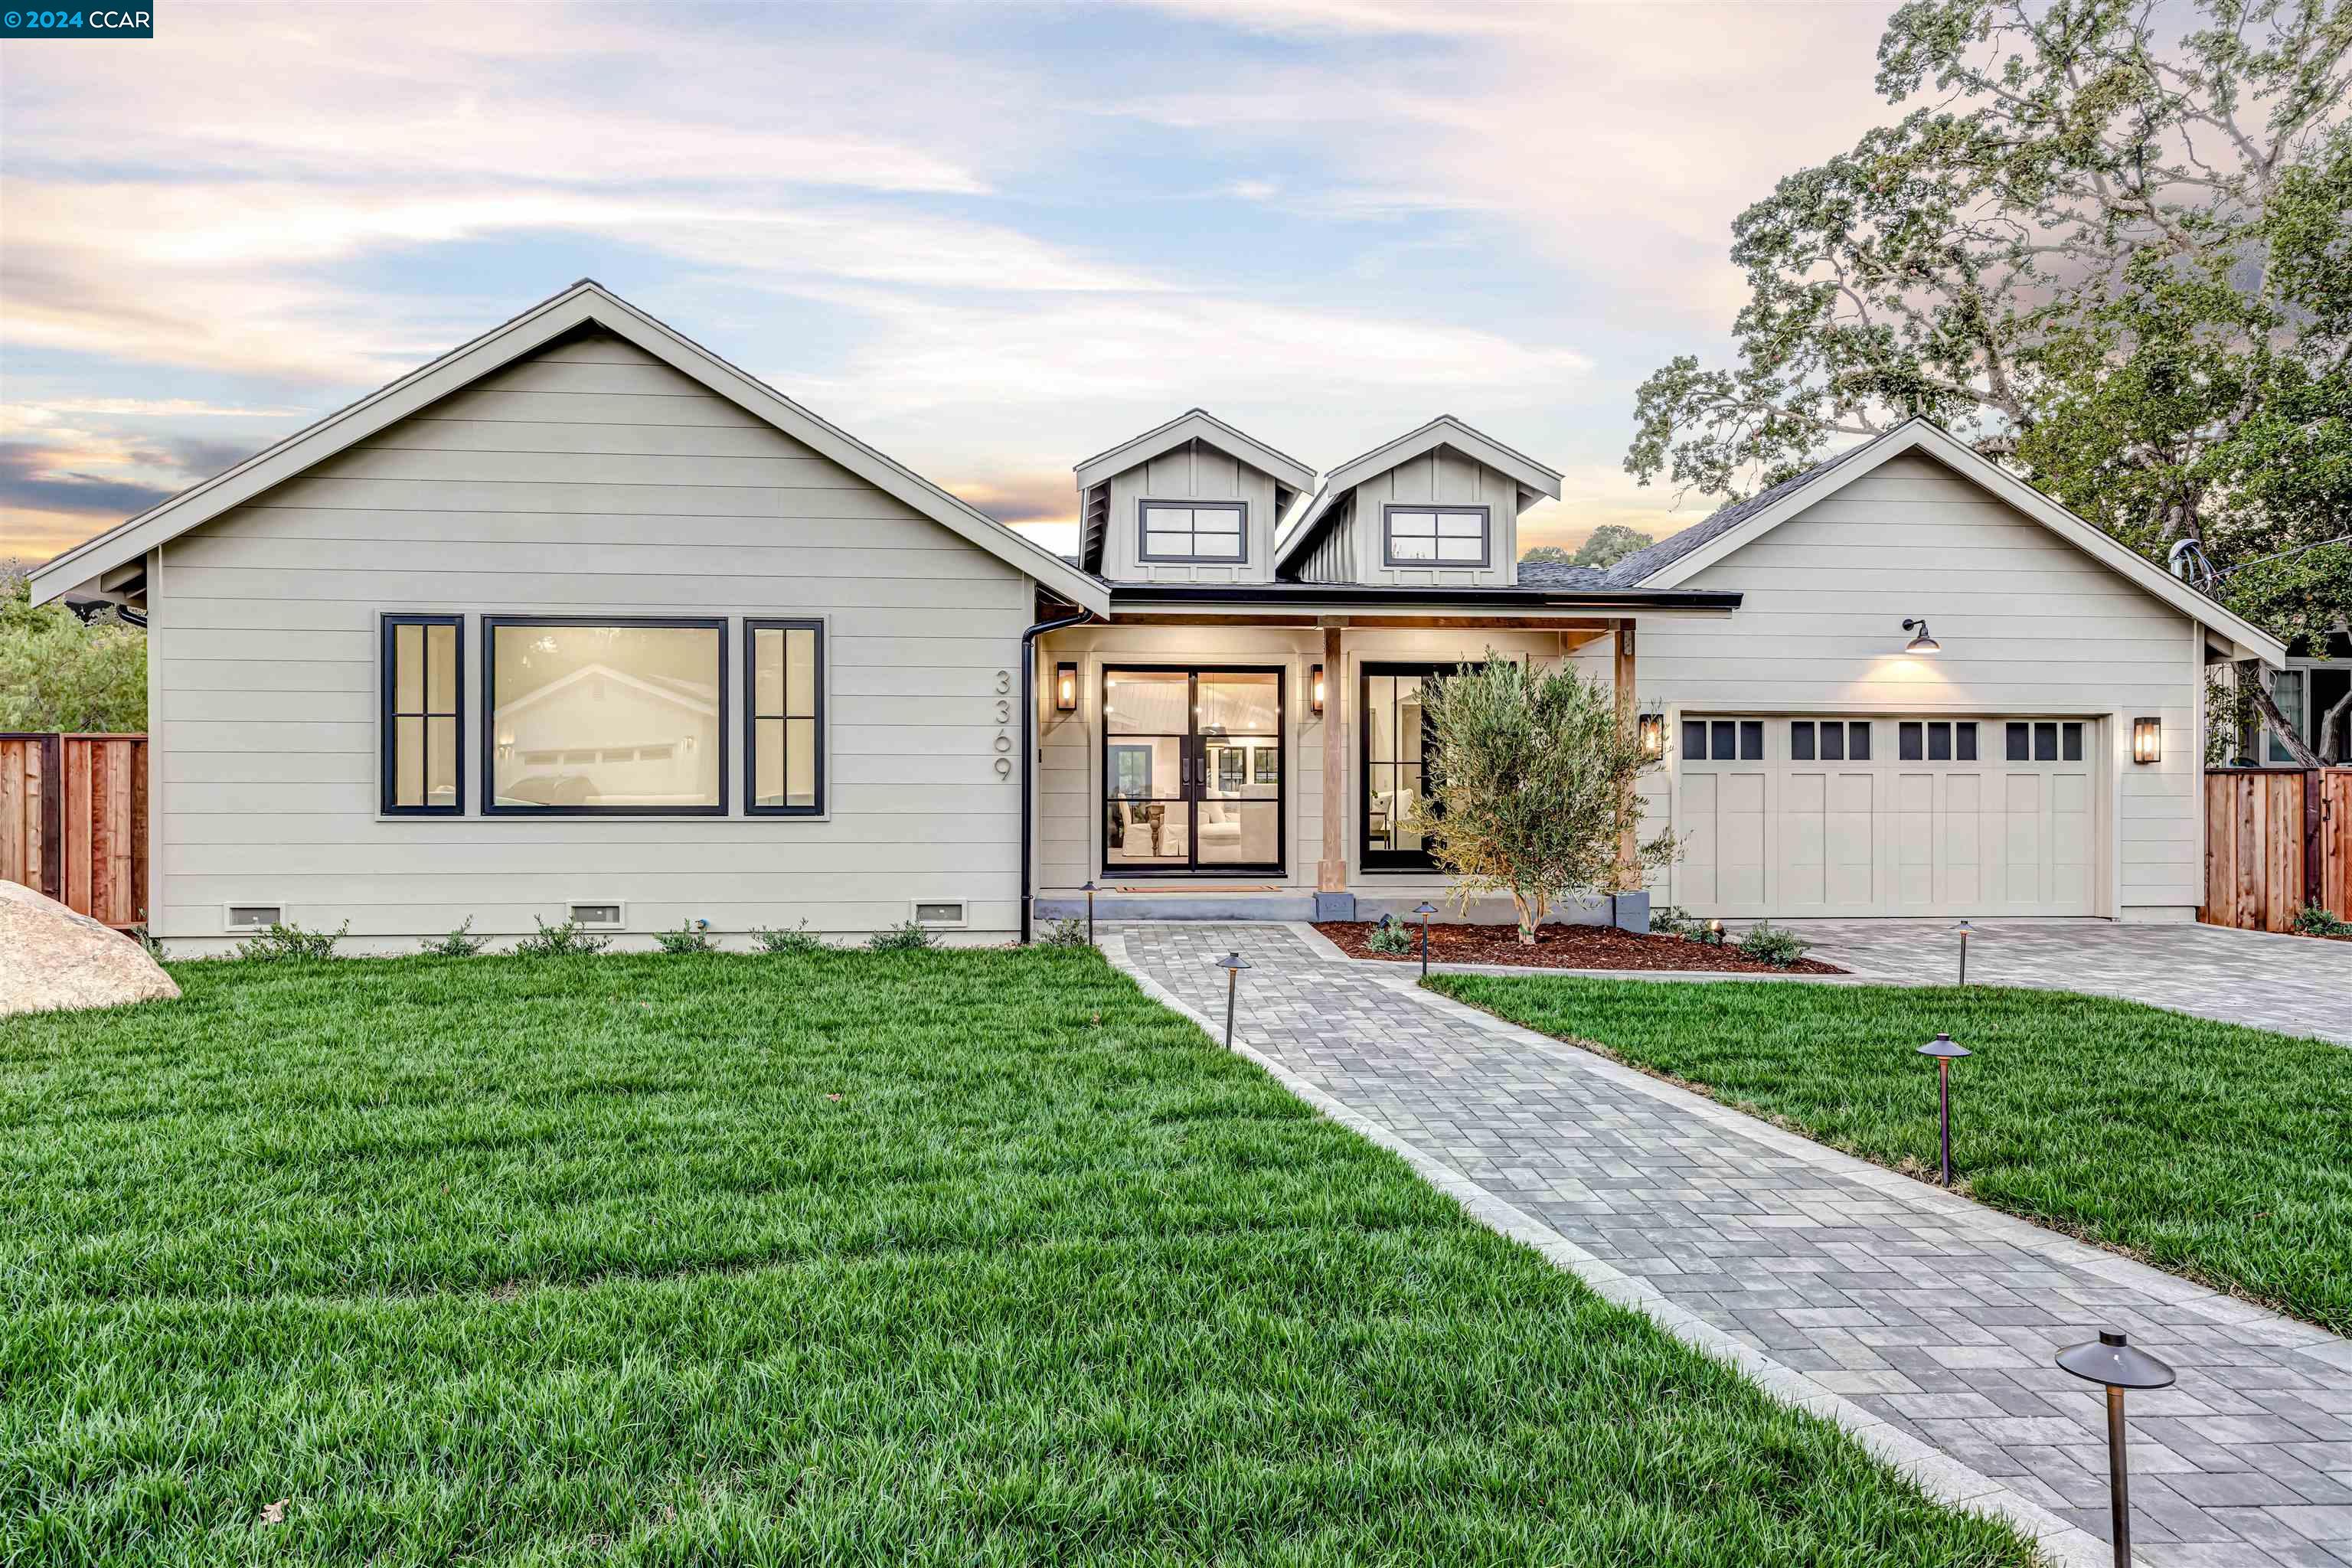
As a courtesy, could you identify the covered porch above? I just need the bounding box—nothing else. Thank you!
[1027,584,1738,929]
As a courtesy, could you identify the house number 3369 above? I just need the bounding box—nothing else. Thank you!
[993,671,1014,778]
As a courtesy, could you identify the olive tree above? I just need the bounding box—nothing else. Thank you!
[1407,655,1671,945]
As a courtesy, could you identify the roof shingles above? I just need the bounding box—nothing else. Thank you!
[1600,434,1888,586]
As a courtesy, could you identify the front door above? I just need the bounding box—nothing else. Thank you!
[1102,667,1284,876]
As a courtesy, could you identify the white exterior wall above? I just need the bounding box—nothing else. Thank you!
[1098,443,1281,586]
[1622,453,2204,922]
[148,331,1031,950]
[1328,449,1524,590]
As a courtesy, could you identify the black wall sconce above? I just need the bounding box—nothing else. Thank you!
[1902,617,1941,655]
[1055,662,1078,713]
[1310,664,1325,717]
[2132,717,2160,764]
[1638,713,1664,758]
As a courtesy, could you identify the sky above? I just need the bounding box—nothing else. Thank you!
[0,0,1902,566]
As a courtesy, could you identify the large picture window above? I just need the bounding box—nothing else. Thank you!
[485,618,725,815]
[381,614,462,814]
[746,619,825,815]
[1138,501,1246,563]
[1383,505,1489,567]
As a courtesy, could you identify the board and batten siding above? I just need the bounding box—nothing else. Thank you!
[1305,449,1522,590]
[149,329,1031,950]
[1098,442,1281,586]
[1623,451,2204,921]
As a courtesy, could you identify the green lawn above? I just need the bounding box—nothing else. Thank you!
[1427,973,2352,1335]
[0,950,2033,1566]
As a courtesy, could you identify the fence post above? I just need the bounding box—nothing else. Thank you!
[2308,769,2325,920]
[37,732,63,903]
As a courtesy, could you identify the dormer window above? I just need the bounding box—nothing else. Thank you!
[1383,505,1489,567]
[1139,501,1246,563]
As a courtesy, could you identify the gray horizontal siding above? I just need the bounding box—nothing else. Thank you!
[152,328,1031,942]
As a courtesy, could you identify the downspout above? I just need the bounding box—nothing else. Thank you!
[1020,603,1095,943]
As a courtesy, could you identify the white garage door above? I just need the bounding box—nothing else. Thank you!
[1676,717,2099,917]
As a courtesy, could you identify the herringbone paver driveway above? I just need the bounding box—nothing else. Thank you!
[1109,922,2352,1568]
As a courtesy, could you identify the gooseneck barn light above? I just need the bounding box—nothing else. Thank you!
[1902,618,1941,655]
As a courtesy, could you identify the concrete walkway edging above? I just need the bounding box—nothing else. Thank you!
[1104,930,2110,1568]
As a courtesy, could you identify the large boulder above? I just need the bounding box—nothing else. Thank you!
[0,881,180,1017]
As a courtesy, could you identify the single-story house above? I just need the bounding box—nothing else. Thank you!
[30,281,2288,951]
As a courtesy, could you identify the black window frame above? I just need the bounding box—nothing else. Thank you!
[481,614,729,818]
[381,612,466,816]
[1137,499,1248,564]
[743,617,826,818]
[1361,661,1481,871]
[1380,504,1492,569]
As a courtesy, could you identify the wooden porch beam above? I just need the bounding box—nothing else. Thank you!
[1318,622,1348,894]
[1615,621,1638,890]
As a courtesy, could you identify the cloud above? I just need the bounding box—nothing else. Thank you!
[0,442,175,521]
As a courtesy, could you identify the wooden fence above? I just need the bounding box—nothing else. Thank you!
[2202,768,2351,931]
[0,733,149,929]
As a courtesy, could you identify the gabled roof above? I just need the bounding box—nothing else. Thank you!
[1073,409,1313,574]
[1606,418,2285,665]
[31,280,1109,616]
[1597,439,1883,588]
[1276,415,1564,571]
[1072,408,1314,495]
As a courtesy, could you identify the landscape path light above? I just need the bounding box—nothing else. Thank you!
[1213,950,1250,1050]
[1082,880,1096,946]
[1951,919,1975,985]
[1916,1032,1971,1187]
[1413,902,1439,977]
[2056,1328,2177,1568]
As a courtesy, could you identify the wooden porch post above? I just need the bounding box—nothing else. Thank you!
[1615,621,1638,891]
[1318,621,1348,893]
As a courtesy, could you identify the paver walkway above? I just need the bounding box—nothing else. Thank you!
[1109,921,2352,1568]
[1779,919,2352,1046]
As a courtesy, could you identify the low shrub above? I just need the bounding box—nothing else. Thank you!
[420,917,487,958]
[2292,901,2352,938]
[1366,917,1413,956]
[655,921,717,955]
[1040,916,1091,948]
[234,921,348,962]
[1735,920,1811,969]
[512,917,611,957]
[753,921,828,955]
[1649,904,1699,939]
[866,920,936,952]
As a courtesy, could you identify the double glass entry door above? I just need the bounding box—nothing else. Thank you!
[1102,668,1284,875]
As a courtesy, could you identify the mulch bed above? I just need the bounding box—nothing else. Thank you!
[1314,920,1847,974]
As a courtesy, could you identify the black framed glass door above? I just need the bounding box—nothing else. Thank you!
[1102,666,1284,876]
[1361,662,1468,871]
